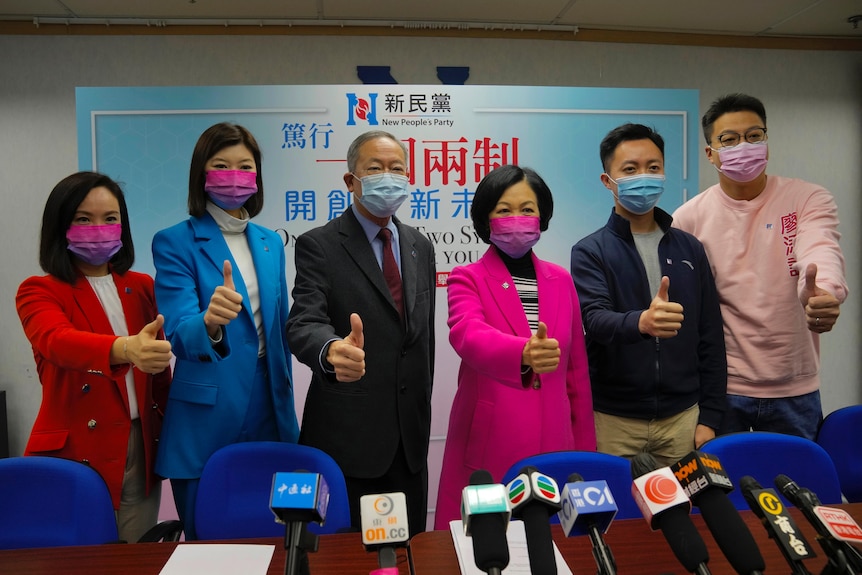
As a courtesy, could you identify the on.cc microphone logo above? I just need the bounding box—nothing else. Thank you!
[644,474,679,504]
[373,495,395,515]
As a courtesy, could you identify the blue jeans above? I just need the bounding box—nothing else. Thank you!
[718,390,823,440]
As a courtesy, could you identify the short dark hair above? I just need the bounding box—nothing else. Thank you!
[702,93,767,144]
[188,123,264,217]
[599,123,665,173]
[470,165,554,244]
[39,171,134,283]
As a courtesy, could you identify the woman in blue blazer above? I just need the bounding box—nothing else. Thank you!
[152,123,299,539]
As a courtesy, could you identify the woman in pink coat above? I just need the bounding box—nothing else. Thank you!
[434,165,596,529]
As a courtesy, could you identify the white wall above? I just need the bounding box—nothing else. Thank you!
[1,34,860,463]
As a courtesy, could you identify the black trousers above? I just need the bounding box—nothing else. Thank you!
[344,441,428,536]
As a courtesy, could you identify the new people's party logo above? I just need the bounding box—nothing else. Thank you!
[346,93,379,126]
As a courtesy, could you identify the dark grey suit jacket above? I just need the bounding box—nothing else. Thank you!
[286,208,436,478]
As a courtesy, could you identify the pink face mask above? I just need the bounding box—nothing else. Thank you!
[205,170,258,210]
[489,215,541,258]
[66,224,122,266]
[715,142,768,183]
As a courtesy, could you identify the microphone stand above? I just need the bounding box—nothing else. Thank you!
[284,521,319,575]
[587,524,617,575]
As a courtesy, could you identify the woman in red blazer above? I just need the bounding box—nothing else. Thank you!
[16,172,173,543]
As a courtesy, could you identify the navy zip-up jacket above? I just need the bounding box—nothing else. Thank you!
[570,208,726,429]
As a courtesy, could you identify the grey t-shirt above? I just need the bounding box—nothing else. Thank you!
[632,227,664,297]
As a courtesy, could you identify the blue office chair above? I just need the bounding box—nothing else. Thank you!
[0,456,120,549]
[0,456,183,550]
[501,450,642,521]
[817,405,862,502]
[195,441,352,540]
[702,431,843,510]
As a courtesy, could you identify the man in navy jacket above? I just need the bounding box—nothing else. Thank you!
[570,123,726,466]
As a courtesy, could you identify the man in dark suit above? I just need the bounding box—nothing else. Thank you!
[287,130,436,534]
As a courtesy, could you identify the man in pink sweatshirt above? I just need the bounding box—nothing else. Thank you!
[673,93,847,441]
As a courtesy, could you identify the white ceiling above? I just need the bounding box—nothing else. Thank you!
[1,0,861,39]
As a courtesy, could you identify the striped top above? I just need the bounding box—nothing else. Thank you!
[495,246,539,333]
[512,276,539,332]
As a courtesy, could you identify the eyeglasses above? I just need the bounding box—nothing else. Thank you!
[714,127,768,149]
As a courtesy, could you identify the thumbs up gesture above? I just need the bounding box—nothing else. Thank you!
[638,276,684,338]
[327,313,366,382]
[126,314,173,374]
[801,263,840,333]
[522,321,561,375]
[204,260,244,338]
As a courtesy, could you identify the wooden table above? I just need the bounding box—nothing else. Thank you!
[409,503,862,574]
[1,505,857,574]
[0,532,410,575]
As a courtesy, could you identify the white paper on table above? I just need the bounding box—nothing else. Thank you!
[449,519,573,575]
[158,544,276,575]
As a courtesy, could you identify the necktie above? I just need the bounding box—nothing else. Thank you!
[377,228,404,321]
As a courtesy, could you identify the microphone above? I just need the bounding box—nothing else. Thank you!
[270,471,329,575]
[739,475,815,575]
[360,492,409,575]
[558,473,618,575]
[461,469,511,575]
[671,451,765,575]
[775,474,862,575]
[630,453,711,575]
[507,466,562,575]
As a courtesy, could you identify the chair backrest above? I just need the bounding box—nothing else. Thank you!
[195,441,352,540]
[500,451,642,521]
[702,431,843,510]
[0,456,119,550]
[817,405,862,502]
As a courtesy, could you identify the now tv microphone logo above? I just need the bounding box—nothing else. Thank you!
[671,451,733,498]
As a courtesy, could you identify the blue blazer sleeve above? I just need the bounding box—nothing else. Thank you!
[152,220,231,363]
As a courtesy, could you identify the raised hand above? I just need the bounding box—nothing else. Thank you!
[203,260,243,338]
[126,314,173,374]
[638,276,684,338]
[522,321,561,374]
[327,313,366,382]
[801,263,840,333]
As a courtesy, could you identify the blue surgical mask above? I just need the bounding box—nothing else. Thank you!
[607,174,665,215]
[354,172,410,218]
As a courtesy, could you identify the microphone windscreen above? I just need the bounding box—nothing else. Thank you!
[567,473,584,483]
[471,513,510,572]
[470,469,494,485]
[739,475,762,492]
[739,476,766,519]
[631,452,661,478]
[465,469,510,572]
[657,505,710,573]
[774,474,794,493]
[695,488,765,574]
